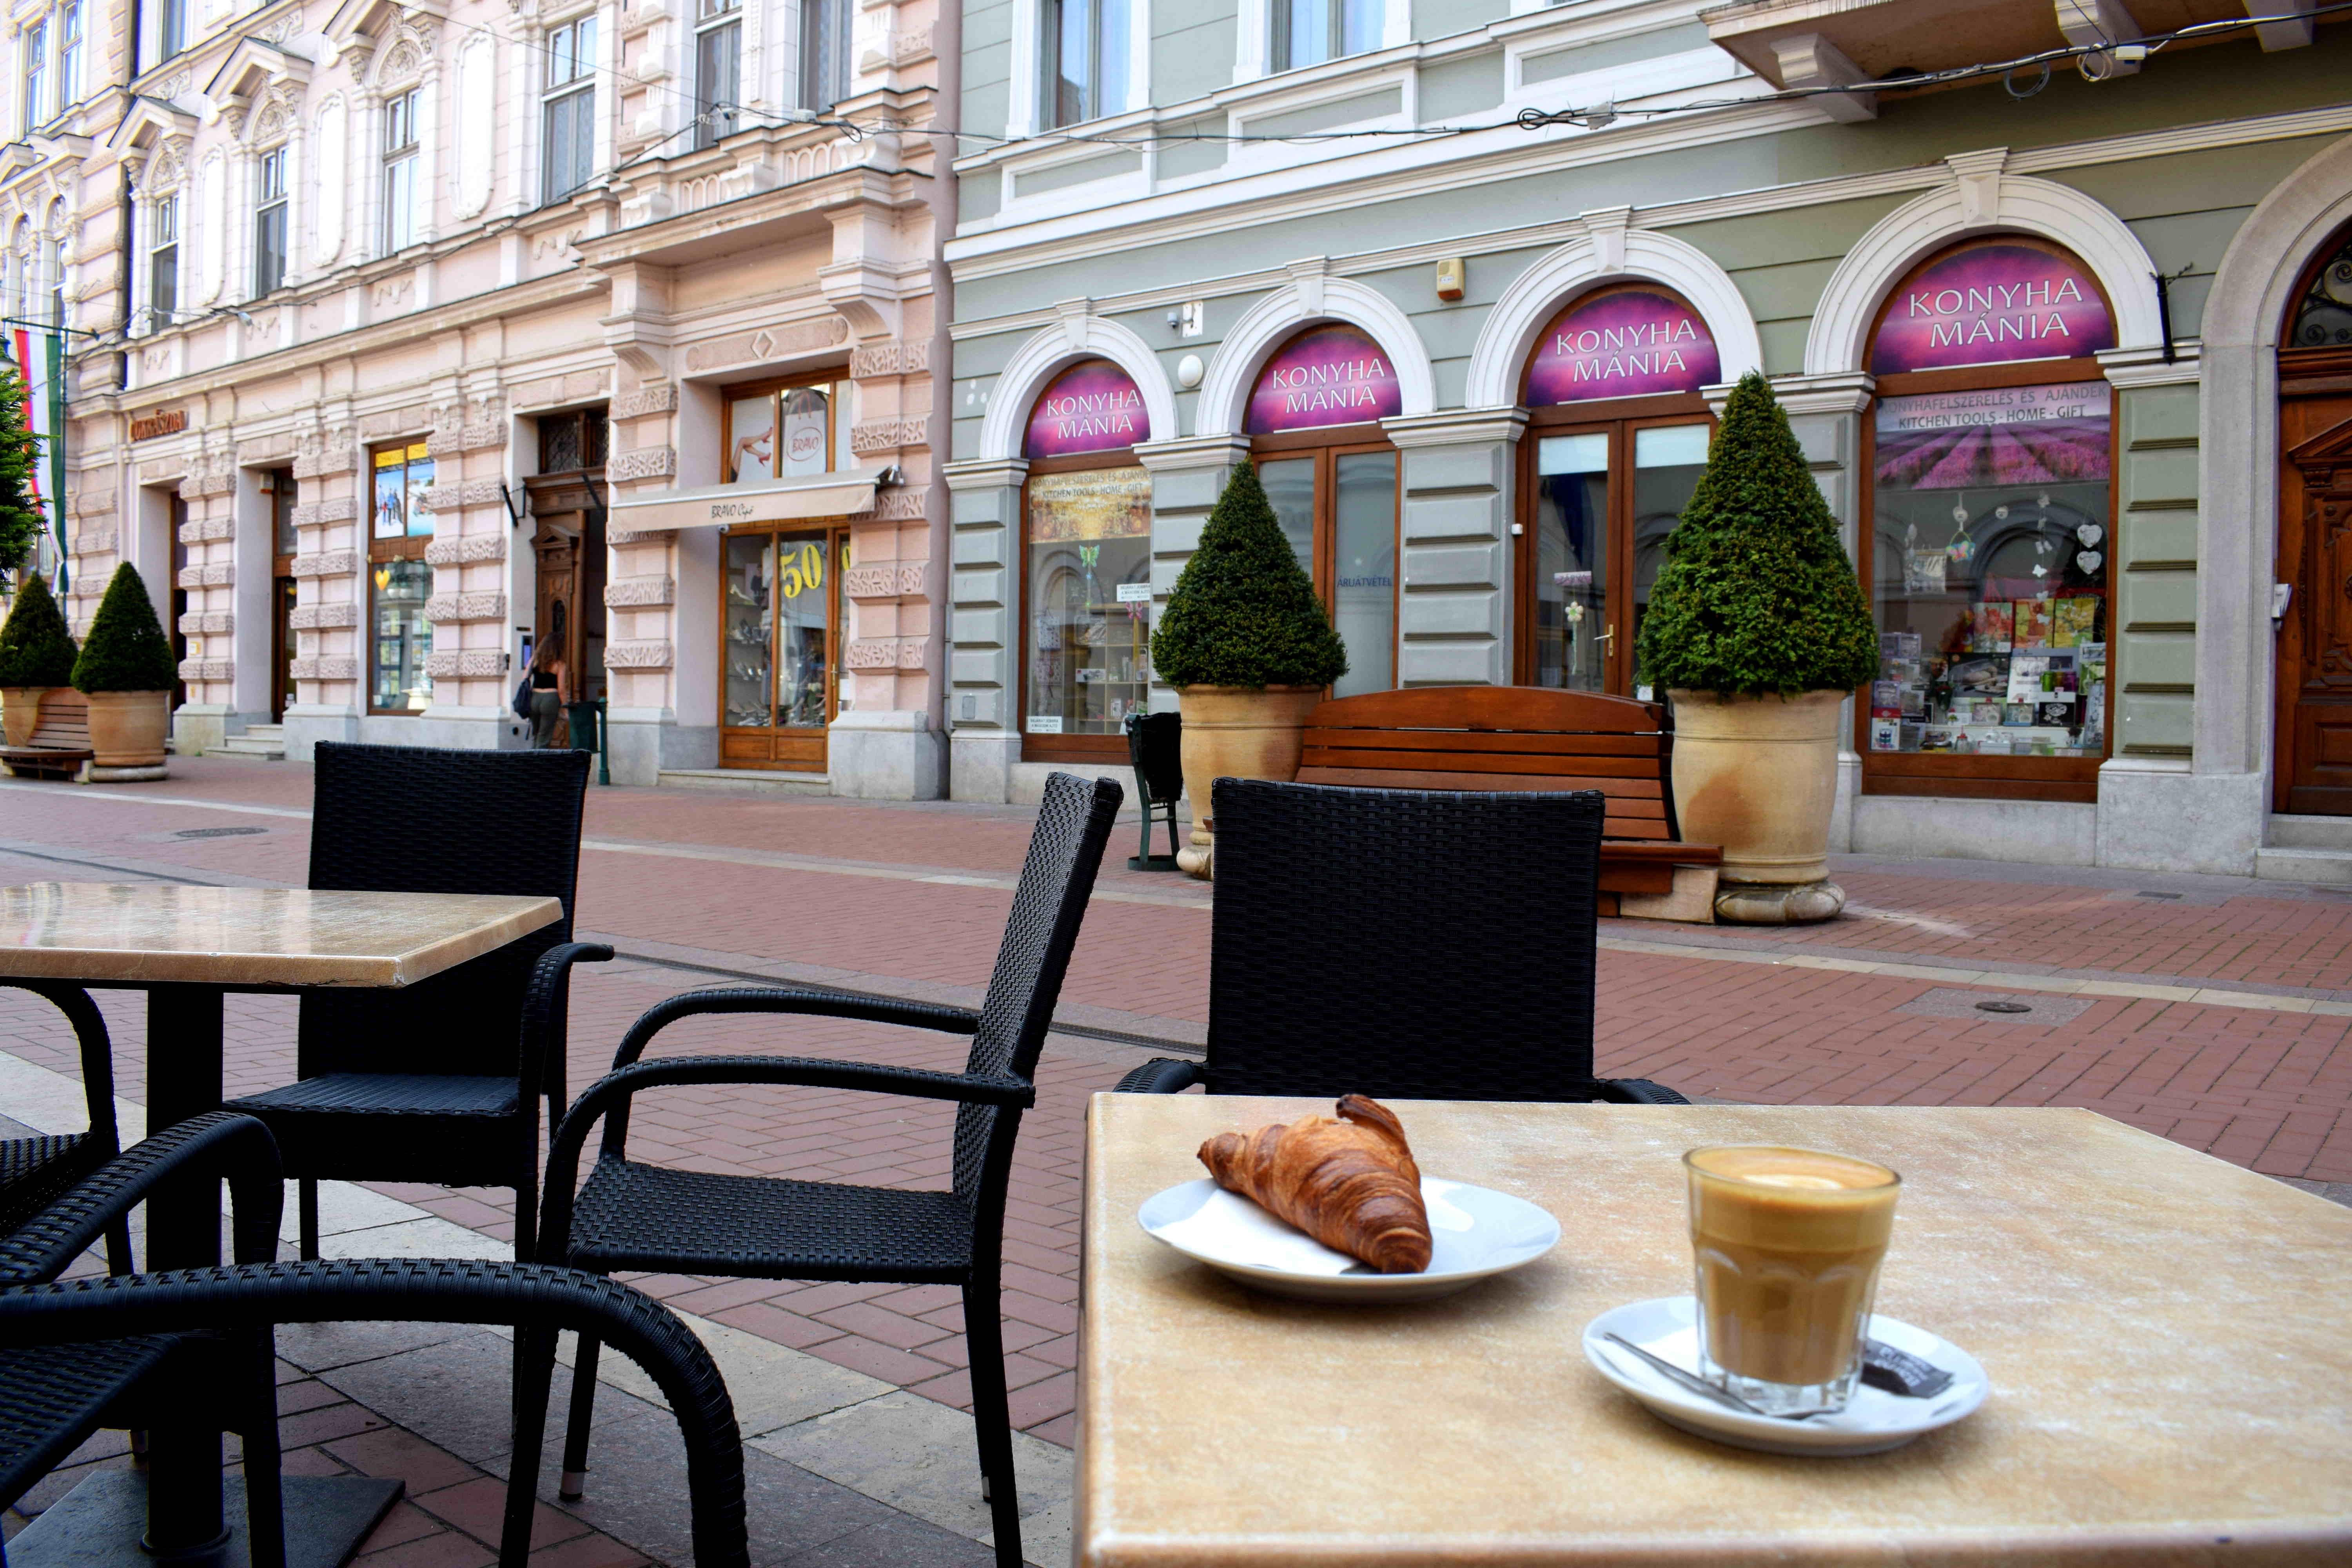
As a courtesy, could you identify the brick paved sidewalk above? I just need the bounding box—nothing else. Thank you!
[3,755,2350,1489]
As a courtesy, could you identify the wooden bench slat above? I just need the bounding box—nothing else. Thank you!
[1600,840,1724,864]
[1298,764,1663,797]
[1599,866,1677,895]
[1301,746,1664,780]
[1306,686,1664,735]
[1303,727,1664,758]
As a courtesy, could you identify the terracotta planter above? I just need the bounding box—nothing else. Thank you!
[83,689,171,768]
[1,686,53,748]
[1668,688,1844,897]
[1174,685,1325,877]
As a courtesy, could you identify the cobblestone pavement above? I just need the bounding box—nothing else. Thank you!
[5,757,2351,1564]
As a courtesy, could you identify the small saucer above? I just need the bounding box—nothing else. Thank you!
[1582,1296,1989,1456]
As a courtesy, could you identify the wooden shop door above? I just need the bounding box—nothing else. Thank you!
[2276,397,2352,814]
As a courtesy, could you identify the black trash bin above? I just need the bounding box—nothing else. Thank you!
[1124,710,1184,870]
[564,697,610,786]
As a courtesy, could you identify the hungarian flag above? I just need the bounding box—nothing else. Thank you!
[7,323,62,593]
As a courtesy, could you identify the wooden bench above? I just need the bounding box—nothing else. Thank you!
[1293,686,1722,921]
[0,690,93,781]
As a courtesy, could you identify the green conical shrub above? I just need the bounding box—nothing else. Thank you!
[1636,371,1878,698]
[0,572,77,686]
[72,563,178,693]
[1151,462,1347,690]
[0,368,43,582]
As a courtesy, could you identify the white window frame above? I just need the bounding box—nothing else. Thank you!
[381,85,420,252]
[1234,0,1403,84]
[22,17,46,134]
[56,1,78,111]
[540,11,598,204]
[253,143,288,296]
[693,0,741,149]
[1010,0,1148,137]
[145,192,178,332]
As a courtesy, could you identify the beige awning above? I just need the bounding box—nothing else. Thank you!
[608,470,878,530]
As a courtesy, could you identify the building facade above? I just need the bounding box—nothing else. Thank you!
[941,0,2352,878]
[39,0,955,793]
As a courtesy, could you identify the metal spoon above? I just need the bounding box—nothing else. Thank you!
[1600,1332,1777,1417]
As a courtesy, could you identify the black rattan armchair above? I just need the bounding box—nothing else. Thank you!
[522,771,1124,1568]
[0,1112,290,1568]
[0,981,131,1274]
[226,742,608,1260]
[0,1117,750,1568]
[1116,779,1686,1103]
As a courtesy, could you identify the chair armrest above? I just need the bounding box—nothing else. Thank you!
[0,1258,746,1568]
[1593,1076,1690,1105]
[521,942,615,1124]
[544,1055,1033,1252]
[1113,1058,1206,1094]
[0,982,118,1160]
[610,986,980,1073]
[0,1112,284,1284]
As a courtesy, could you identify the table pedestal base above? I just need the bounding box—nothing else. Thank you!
[7,1472,403,1568]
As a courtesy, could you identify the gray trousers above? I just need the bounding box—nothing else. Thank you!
[530,689,563,748]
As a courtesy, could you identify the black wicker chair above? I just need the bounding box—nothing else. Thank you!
[0,982,130,1276]
[523,771,1124,1568]
[0,1114,750,1568]
[1123,710,1184,870]
[0,1113,290,1568]
[226,742,608,1261]
[1116,779,1686,1103]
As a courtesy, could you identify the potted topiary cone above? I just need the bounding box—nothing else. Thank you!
[1635,371,1878,924]
[1149,461,1348,878]
[0,574,78,746]
[71,563,178,777]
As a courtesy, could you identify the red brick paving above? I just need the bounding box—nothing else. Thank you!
[5,756,2352,1457]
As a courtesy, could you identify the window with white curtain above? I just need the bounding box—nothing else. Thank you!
[253,145,287,296]
[56,2,78,108]
[21,18,45,134]
[1272,0,1382,71]
[157,0,185,60]
[695,0,740,149]
[1043,0,1131,127]
[801,0,851,111]
[542,13,598,203]
[381,87,419,250]
[147,194,178,330]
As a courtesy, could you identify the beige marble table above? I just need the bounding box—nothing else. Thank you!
[0,881,562,987]
[1079,1096,2352,1566]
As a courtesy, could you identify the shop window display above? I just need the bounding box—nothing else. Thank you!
[724,528,834,730]
[1026,466,1152,738]
[367,440,434,714]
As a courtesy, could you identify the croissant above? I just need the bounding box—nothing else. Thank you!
[1198,1094,1432,1274]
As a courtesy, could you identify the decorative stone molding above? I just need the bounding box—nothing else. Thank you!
[184,471,236,498]
[289,657,360,680]
[235,436,296,466]
[136,457,187,483]
[603,639,675,670]
[178,517,233,543]
[416,479,505,513]
[425,592,507,623]
[422,651,461,677]
[606,528,672,547]
[613,383,679,419]
[292,499,358,526]
[682,318,848,373]
[842,564,900,598]
[176,564,232,588]
[603,575,676,607]
[846,637,929,671]
[608,446,678,481]
[860,488,928,522]
[292,551,360,578]
[359,408,434,441]
[1195,269,1438,439]
[851,418,930,455]
[978,312,1179,462]
[294,425,361,478]
[177,657,234,681]
[69,529,116,556]
[70,490,116,518]
[289,603,360,630]
[177,612,234,634]
[423,532,507,566]
[457,650,509,677]
[850,341,930,379]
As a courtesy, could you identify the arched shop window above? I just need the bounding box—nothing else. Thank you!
[1022,359,1154,762]
[1863,236,2118,802]
[1517,285,1720,699]
[1246,323,1401,697]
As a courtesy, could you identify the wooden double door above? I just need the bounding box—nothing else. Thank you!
[524,470,608,729]
[2276,383,2352,814]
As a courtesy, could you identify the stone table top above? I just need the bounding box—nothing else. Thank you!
[1078,1097,2352,1566]
[0,882,563,988]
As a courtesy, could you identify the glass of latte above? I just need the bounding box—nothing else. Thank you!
[1683,1145,1901,1417]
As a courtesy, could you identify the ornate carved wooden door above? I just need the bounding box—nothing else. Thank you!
[2276,400,2352,813]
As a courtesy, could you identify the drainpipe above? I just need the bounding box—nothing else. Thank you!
[926,0,960,757]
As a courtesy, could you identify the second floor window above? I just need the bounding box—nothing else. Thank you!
[56,2,77,108]
[1044,0,1129,128]
[22,20,45,134]
[543,14,597,203]
[158,0,185,61]
[801,0,850,113]
[148,195,178,329]
[254,146,287,296]
[695,0,740,150]
[1272,0,1381,72]
[382,87,419,251]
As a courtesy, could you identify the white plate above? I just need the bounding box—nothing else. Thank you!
[1583,1296,1989,1456]
[1138,1176,1560,1303]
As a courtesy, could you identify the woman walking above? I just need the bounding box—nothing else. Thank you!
[528,637,568,749]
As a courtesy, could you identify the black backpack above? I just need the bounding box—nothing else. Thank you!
[512,674,533,719]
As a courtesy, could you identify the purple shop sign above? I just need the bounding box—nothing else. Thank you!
[1024,359,1151,458]
[1526,289,1720,405]
[1873,242,2116,374]
[1245,324,1404,434]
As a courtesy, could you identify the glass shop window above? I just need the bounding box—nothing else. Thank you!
[1025,466,1153,744]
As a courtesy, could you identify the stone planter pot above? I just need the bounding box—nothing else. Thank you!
[1668,688,1846,923]
[83,689,171,769]
[1173,684,1325,878]
[1,686,54,748]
